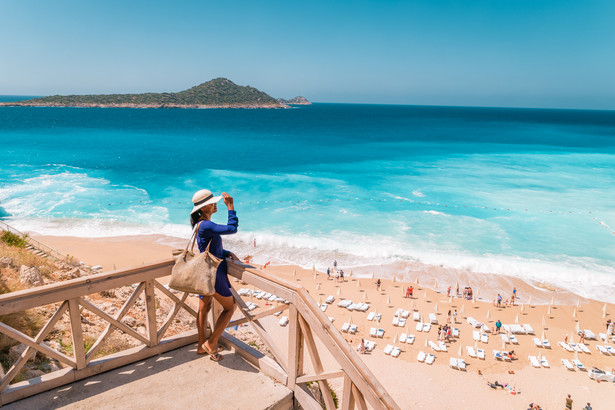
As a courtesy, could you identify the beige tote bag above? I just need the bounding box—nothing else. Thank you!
[169,222,221,295]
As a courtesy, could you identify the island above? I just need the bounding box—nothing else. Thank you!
[277,96,312,105]
[0,78,310,109]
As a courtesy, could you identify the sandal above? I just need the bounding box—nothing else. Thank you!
[202,341,223,362]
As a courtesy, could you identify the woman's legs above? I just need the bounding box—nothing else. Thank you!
[202,292,236,354]
[197,295,213,354]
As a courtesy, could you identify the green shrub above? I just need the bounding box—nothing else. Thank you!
[1,231,27,248]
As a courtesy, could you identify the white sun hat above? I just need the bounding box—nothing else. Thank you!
[190,189,222,215]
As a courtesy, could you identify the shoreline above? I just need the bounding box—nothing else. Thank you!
[0,102,289,109]
[26,233,615,408]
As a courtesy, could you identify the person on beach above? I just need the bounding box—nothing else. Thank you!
[579,330,586,344]
[447,286,451,297]
[456,283,459,297]
[453,309,457,324]
[497,293,502,307]
[333,260,337,269]
[447,310,452,324]
[190,189,239,361]
[376,278,381,289]
[358,339,366,354]
[565,394,573,410]
[495,319,502,334]
[409,285,414,298]
[327,267,330,280]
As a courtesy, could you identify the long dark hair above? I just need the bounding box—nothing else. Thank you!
[190,210,202,228]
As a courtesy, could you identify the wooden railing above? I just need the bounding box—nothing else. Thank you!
[0,259,399,409]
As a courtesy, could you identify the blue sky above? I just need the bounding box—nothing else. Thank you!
[1,0,614,109]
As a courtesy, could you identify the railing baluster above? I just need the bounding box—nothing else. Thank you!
[287,305,302,391]
[68,298,86,369]
[144,280,158,346]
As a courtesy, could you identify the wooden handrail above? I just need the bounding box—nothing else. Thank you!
[0,258,399,409]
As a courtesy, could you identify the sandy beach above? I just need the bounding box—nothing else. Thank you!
[32,234,615,408]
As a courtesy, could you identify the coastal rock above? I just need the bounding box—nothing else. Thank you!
[0,256,13,268]
[19,265,43,287]
[9,343,28,362]
[122,316,137,328]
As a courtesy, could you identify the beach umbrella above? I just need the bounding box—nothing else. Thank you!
[515,314,519,324]
[357,280,361,288]
[542,315,546,329]
[424,290,428,300]
[314,273,318,280]
[550,296,554,306]
[574,350,579,361]
[435,303,439,313]
[501,340,506,350]
[318,296,323,304]
[411,299,416,310]
[570,334,575,344]
[575,321,581,332]
[416,277,420,286]
[448,296,453,304]
[528,296,532,307]
[572,308,577,319]
[393,275,397,283]
[363,292,367,302]
[394,333,398,344]
[472,296,476,304]
[312,264,315,272]
[455,281,459,294]
[476,288,480,298]
[520,303,525,312]
[603,303,607,318]
[349,315,353,325]
[371,272,375,279]
[458,344,463,357]
[293,268,296,277]
[433,279,438,290]
[425,337,428,348]
[577,299,581,309]
[387,296,391,305]
[349,269,353,277]
[541,330,546,340]
[486,309,491,320]
[337,287,342,296]
[547,305,551,316]
[474,341,478,350]
[459,304,465,316]
[316,283,321,291]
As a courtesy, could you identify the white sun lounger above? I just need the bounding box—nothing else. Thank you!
[392,317,399,326]
[583,329,597,340]
[528,355,541,368]
[482,324,491,333]
[337,300,352,308]
[349,324,358,334]
[268,294,277,301]
[401,310,410,318]
[561,359,575,371]
[596,345,610,355]
[493,350,503,360]
[509,324,526,334]
[416,322,423,332]
[501,334,509,344]
[473,330,480,341]
[558,342,573,352]
[600,333,608,342]
[395,308,403,316]
[367,311,375,321]
[425,353,435,364]
[429,313,438,324]
[377,328,385,338]
[466,346,477,358]
[400,333,407,343]
[325,295,335,304]
[533,337,542,347]
[572,359,586,371]
[438,341,447,352]
[341,322,350,332]
[274,310,283,316]
[501,351,512,362]
[422,323,431,332]
[329,316,335,322]
[247,302,258,310]
[449,357,459,369]
[452,328,460,338]
[413,312,420,321]
[369,327,377,337]
[477,348,485,359]
[279,316,289,326]
[523,324,535,334]
[570,343,583,353]
[406,335,415,344]
[467,317,482,328]
[417,351,426,362]
[398,318,407,327]
[457,358,466,371]
[509,334,518,344]
[320,303,328,312]
[542,339,551,349]
[365,340,377,351]
[481,334,489,343]
[429,341,441,351]
[391,346,401,357]
[607,346,615,355]
[578,343,590,353]
[384,344,394,355]
[540,356,550,367]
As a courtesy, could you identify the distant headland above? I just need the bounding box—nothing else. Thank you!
[0,78,311,109]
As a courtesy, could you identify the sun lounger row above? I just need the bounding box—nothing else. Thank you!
[473,331,489,343]
[399,333,415,344]
[413,312,420,321]
[466,317,483,328]
[341,322,358,334]
[429,313,438,324]
[596,345,615,355]
[416,322,431,332]
[450,357,466,371]
[502,324,533,334]
[533,338,552,349]
[395,309,411,318]
[528,355,549,368]
[357,339,377,352]
[561,358,586,371]
[366,311,382,321]
[325,295,335,304]
[466,346,485,359]
[369,327,385,338]
[580,329,597,340]
[279,316,289,326]
[245,302,258,310]
[384,344,402,357]
[392,317,407,327]
[417,351,435,364]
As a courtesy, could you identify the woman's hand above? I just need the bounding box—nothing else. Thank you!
[222,192,234,211]
[227,252,240,261]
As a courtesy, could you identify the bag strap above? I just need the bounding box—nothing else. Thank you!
[187,221,214,254]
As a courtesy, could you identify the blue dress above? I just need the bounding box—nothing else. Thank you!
[196,210,238,297]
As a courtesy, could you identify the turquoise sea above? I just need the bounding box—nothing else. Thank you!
[1,99,614,300]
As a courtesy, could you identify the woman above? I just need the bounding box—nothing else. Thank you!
[190,189,239,361]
